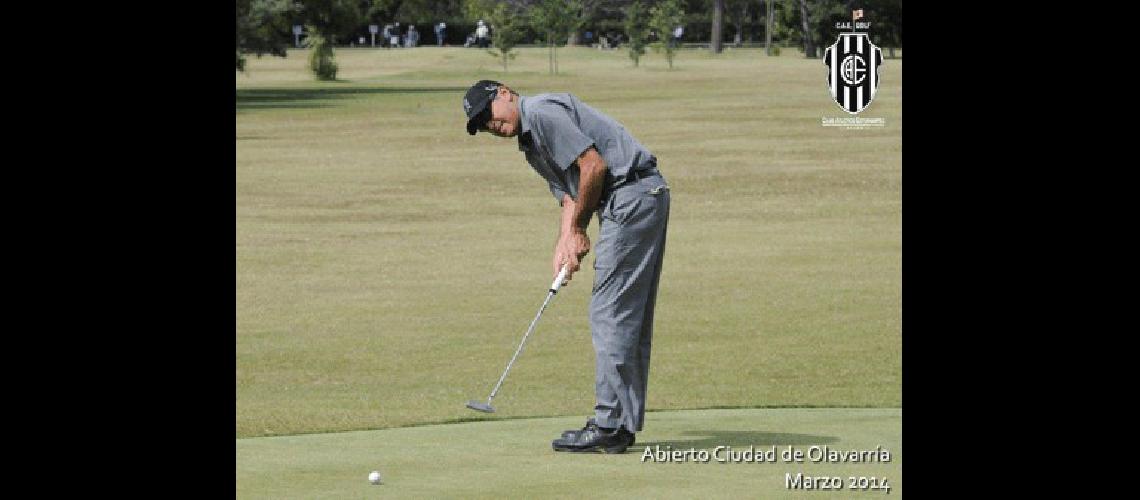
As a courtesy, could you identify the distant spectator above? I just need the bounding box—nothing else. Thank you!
[475,20,490,48]
[672,25,683,48]
[390,22,401,48]
[606,32,622,49]
[405,25,419,48]
[435,22,447,46]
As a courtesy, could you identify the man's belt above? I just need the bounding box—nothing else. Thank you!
[623,168,661,182]
[598,167,662,209]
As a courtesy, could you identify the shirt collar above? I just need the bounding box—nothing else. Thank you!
[516,95,532,151]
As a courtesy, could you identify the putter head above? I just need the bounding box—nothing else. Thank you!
[465,400,496,413]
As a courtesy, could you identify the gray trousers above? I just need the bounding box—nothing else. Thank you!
[590,173,670,433]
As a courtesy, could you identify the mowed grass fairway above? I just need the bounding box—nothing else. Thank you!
[237,45,901,496]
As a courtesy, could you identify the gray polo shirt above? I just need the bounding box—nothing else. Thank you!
[516,93,656,204]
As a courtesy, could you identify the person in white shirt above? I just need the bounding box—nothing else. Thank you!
[475,20,490,48]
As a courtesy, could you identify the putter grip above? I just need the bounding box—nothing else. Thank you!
[550,265,569,293]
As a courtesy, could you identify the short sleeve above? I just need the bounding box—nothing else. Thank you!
[549,184,568,205]
[533,105,595,171]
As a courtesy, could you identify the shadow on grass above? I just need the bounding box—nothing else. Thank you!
[638,430,838,450]
[235,86,467,111]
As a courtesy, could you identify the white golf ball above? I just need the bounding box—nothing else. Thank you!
[368,471,381,484]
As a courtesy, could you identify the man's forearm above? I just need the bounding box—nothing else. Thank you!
[571,150,607,231]
[560,195,577,237]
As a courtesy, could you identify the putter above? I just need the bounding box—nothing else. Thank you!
[466,264,570,413]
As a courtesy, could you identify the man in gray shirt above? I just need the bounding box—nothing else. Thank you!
[463,80,670,453]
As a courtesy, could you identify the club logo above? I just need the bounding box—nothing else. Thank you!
[824,32,883,114]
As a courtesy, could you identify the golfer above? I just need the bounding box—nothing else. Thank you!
[463,80,670,453]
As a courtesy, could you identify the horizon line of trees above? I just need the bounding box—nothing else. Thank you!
[238,0,901,77]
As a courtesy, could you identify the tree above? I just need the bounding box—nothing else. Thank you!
[305,28,339,80]
[374,0,467,24]
[797,0,814,57]
[531,0,584,74]
[765,0,774,55]
[787,0,846,58]
[624,1,650,67]
[466,0,524,72]
[649,0,684,69]
[489,3,525,71]
[860,0,902,58]
[291,1,364,79]
[579,0,632,41]
[772,0,802,46]
[295,0,365,44]
[710,0,724,53]
[236,0,296,72]
[724,0,752,46]
[462,0,494,30]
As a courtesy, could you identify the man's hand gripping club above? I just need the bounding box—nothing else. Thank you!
[554,147,607,286]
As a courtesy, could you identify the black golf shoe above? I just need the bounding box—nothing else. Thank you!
[561,417,597,439]
[552,425,636,454]
[559,417,635,447]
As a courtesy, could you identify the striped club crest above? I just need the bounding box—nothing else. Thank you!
[824,33,883,114]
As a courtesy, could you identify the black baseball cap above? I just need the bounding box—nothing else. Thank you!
[463,80,502,135]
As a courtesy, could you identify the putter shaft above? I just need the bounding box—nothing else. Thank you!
[486,289,557,402]
[480,265,569,406]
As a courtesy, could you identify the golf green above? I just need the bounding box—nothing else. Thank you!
[236,408,901,498]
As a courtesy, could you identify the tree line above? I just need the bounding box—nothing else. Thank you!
[238,0,901,79]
